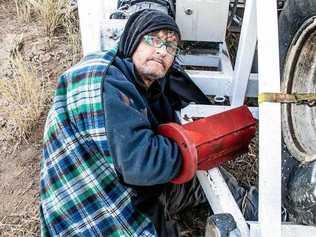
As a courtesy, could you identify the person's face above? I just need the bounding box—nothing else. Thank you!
[132,30,179,87]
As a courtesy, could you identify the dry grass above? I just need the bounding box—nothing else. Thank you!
[226,31,240,67]
[0,209,39,237]
[61,5,82,62]
[12,0,81,61]
[14,0,33,23]
[27,0,69,36]
[0,0,81,147]
[224,125,259,187]
[0,53,53,144]
[13,0,80,42]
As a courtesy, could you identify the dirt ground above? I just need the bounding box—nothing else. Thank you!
[0,2,258,236]
[0,1,80,236]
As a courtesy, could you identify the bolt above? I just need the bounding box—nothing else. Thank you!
[185,8,193,15]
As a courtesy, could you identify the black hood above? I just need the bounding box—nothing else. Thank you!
[117,9,181,58]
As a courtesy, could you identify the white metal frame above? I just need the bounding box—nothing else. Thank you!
[256,0,282,236]
[197,170,250,237]
[78,0,258,100]
[77,0,316,236]
[175,0,230,42]
[230,0,257,106]
[180,104,259,121]
[78,0,104,55]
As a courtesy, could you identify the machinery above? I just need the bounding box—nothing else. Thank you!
[77,0,316,236]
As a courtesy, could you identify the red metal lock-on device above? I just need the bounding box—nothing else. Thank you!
[157,106,256,183]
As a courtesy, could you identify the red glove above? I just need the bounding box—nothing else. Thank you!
[157,106,256,184]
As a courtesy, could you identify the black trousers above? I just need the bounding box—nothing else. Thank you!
[135,168,258,237]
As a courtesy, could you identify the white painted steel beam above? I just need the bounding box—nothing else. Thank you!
[78,0,118,55]
[186,70,232,96]
[185,42,258,98]
[230,0,257,106]
[248,222,316,237]
[180,104,259,121]
[197,170,250,237]
[185,43,233,97]
[187,71,258,98]
[176,0,230,42]
[78,0,104,55]
[256,0,282,236]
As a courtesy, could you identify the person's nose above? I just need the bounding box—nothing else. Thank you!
[155,45,168,57]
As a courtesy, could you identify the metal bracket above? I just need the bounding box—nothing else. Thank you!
[259,92,316,107]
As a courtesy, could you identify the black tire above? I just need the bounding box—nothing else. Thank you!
[279,0,316,72]
[279,0,316,162]
[279,0,316,225]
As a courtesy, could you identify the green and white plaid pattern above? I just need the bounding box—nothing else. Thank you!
[40,49,157,236]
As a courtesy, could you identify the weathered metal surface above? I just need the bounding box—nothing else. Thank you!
[197,169,250,237]
[158,106,256,171]
[230,0,257,107]
[257,0,282,235]
[180,104,259,120]
[282,18,316,162]
[248,222,316,237]
[175,0,230,42]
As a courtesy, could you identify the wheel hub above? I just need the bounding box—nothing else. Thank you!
[282,17,316,162]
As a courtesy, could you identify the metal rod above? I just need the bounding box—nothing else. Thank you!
[197,169,250,237]
[230,0,257,107]
[256,0,282,236]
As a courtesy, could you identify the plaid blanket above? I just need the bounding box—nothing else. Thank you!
[40,48,156,237]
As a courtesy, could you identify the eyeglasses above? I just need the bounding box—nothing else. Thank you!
[143,35,180,56]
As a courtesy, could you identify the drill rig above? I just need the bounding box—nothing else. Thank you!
[77,0,316,236]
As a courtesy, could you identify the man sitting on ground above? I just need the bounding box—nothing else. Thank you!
[40,9,259,237]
